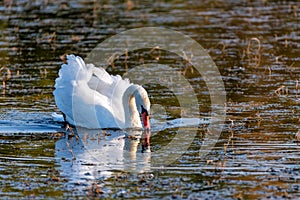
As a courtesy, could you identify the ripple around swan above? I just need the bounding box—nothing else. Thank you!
[0,111,62,134]
[0,109,211,135]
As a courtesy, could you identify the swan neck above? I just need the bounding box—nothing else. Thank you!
[123,85,142,128]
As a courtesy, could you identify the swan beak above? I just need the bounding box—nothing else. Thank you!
[141,109,150,130]
[142,129,151,153]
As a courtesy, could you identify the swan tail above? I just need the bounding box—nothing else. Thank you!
[55,54,87,86]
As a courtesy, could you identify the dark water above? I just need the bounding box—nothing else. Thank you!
[1,0,300,199]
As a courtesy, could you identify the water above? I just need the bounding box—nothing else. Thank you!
[1,0,300,199]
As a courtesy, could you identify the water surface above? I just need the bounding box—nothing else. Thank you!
[0,0,300,199]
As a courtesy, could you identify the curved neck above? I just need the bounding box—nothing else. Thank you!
[122,85,142,128]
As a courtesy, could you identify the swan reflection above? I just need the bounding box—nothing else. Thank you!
[55,128,151,180]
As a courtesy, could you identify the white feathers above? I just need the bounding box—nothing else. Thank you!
[53,54,150,129]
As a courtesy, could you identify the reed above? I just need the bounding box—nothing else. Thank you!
[107,53,120,68]
[218,41,226,55]
[40,68,48,78]
[66,139,76,160]
[0,66,11,94]
[268,66,272,76]
[275,55,282,63]
[289,4,298,17]
[124,49,129,70]
[182,50,194,75]
[296,80,298,98]
[149,46,161,61]
[246,37,261,68]
[263,65,272,81]
[223,120,235,156]
[296,131,300,145]
[4,0,13,11]
[37,31,57,52]
[275,85,287,96]
[88,183,104,197]
[93,0,101,26]
[247,37,261,54]
[126,0,134,11]
[65,124,76,160]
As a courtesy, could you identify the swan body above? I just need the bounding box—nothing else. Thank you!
[53,55,150,129]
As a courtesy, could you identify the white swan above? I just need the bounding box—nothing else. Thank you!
[53,54,150,129]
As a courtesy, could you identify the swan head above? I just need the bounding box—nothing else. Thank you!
[134,86,151,129]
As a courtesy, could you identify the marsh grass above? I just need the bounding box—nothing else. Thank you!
[36,31,57,52]
[246,37,261,68]
[296,80,299,98]
[182,50,194,75]
[0,66,11,94]
[223,120,234,157]
[274,79,300,101]
[275,85,287,96]
[296,130,300,145]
